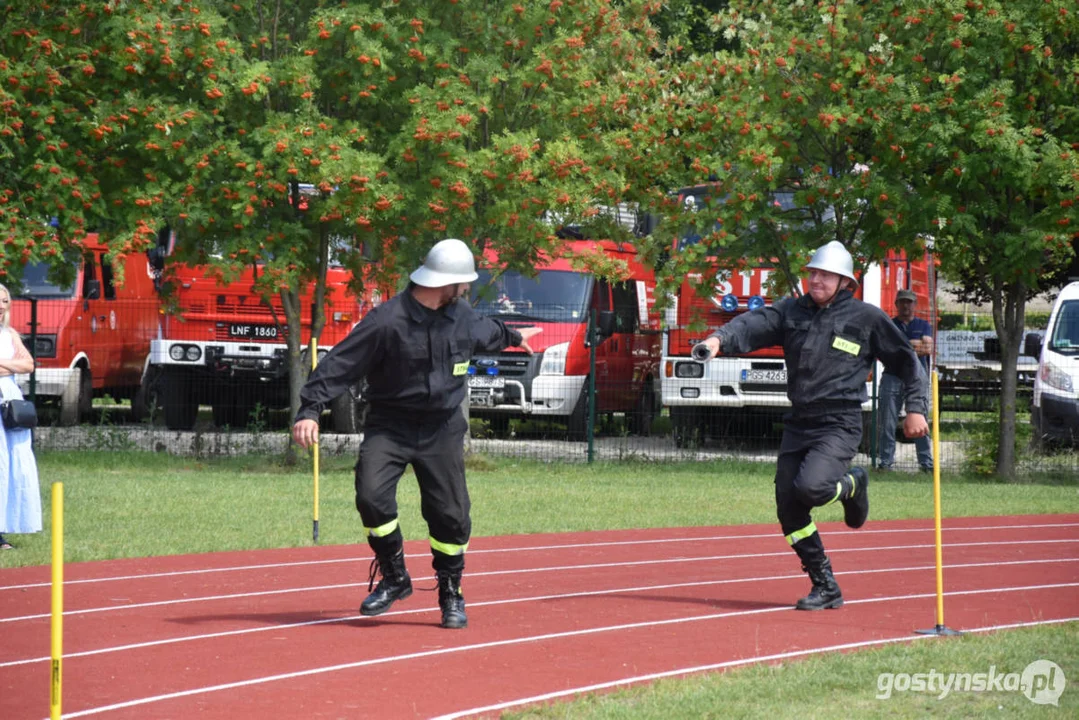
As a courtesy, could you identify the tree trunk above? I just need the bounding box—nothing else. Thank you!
[991,282,1027,479]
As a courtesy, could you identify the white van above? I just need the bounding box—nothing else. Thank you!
[1031,281,1079,446]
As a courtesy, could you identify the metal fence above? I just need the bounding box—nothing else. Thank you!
[11,294,1078,476]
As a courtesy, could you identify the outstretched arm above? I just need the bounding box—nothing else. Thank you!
[696,301,787,361]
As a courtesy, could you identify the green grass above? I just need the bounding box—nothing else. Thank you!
[1,450,1076,719]
[1,450,1076,567]
[505,623,1079,719]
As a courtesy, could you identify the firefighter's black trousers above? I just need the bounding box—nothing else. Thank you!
[774,410,862,568]
[355,409,471,574]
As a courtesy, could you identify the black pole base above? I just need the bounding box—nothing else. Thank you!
[915,624,963,636]
[313,520,320,544]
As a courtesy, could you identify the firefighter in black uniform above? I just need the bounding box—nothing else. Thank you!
[292,238,540,629]
[694,241,928,610]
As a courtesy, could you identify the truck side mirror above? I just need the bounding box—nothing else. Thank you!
[596,310,616,340]
[1023,332,1043,358]
[147,247,166,272]
[85,279,101,301]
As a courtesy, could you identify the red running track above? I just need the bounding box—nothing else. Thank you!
[2,514,1078,719]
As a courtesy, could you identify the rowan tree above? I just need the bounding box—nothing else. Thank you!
[0,0,233,286]
[306,0,675,264]
[882,0,1079,476]
[649,0,936,320]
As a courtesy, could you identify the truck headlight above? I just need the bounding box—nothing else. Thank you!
[675,361,704,378]
[1040,362,1074,393]
[539,342,569,376]
[31,334,57,358]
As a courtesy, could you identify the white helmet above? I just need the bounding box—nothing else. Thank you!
[409,238,479,287]
[805,240,858,285]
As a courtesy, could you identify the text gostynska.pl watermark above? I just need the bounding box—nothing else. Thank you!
[876,660,1065,706]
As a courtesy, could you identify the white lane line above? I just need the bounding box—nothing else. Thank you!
[429,616,1079,720]
[46,584,1079,719]
[4,521,1076,592]
[2,557,1076,668]
[4,539,1078,624]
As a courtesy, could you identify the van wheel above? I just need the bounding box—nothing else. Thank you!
[566,382,592,439]
[628,381,657,436]
[59,368,92,426]
[330,382,366,434]
[163,370,198,430]
[77,367,93,422]
[131,366,161,423]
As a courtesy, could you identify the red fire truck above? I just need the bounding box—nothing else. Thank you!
[145,229,388,432]
[467,238,663,436]
[661,188,933,447]
[11,233,159,425]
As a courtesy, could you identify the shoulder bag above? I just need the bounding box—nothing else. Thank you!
[1,399,38,429]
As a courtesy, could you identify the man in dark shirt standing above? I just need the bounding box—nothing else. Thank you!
[878,289,934,472]
[292,238,540,629]
[694,241,928,610]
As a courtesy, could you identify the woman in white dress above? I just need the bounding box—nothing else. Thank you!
[0,283,40,550]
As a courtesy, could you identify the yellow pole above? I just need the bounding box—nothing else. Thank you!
[310,337,320,544]
[916,371,960,635]
[931,371,945,625]
[50,482,63,720]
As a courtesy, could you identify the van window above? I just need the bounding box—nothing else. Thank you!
[593,279,612,313]
[101,258,117,300]
[611,281,638,332]
[82,253,97,299]
[1050,300,1079,353]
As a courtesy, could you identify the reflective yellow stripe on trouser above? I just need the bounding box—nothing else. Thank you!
[824,472,856,506]
[430,537,469,556]
[785,522,818,546]
[364,519,400,538]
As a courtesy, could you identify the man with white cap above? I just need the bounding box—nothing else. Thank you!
[878,288,934,473]
[694,241,928,610]
[293,238,540,629]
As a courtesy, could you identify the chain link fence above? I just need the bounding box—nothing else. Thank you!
[12,297,1078,477]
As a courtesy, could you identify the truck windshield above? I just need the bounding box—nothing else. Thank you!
[472,269,592,323]
[1050,300,1079,354]
[18,261,76,298]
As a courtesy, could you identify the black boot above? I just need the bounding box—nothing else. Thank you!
[795,560,844,610]
[360,550,413,616]
[437,572,468,629]
[841,466,869,529]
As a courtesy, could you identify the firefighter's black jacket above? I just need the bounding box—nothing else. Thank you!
[295,290,523,424]
[712,290,928,417]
